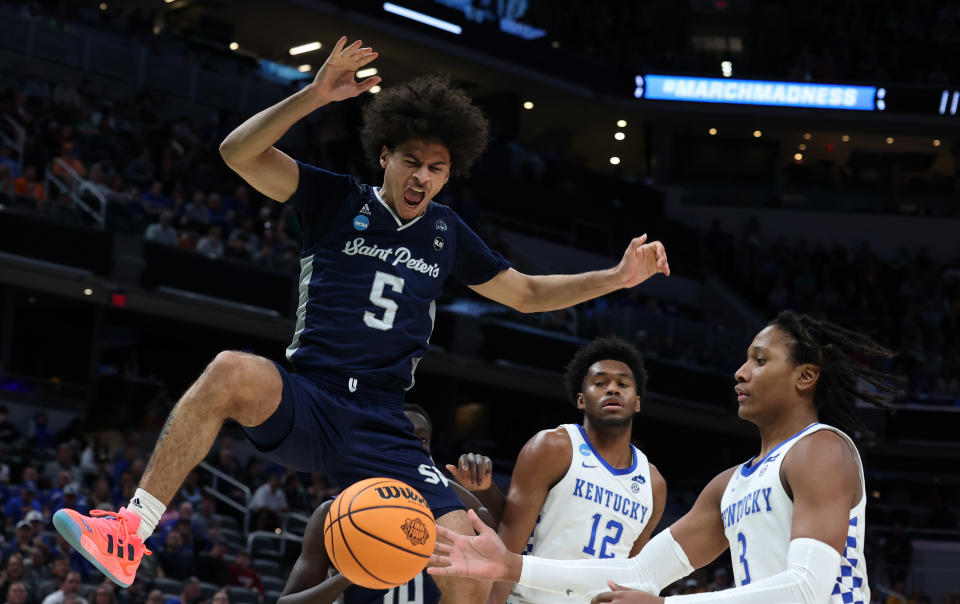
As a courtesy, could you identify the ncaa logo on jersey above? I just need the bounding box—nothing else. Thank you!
[579,444,591,456]
[353,215,370,231]
[433,236,444,251]
[435,219,447,231]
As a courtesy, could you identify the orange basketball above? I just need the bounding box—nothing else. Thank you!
[323,477,436,589]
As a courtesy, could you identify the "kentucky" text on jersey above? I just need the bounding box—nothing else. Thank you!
[722,487,773,529]
[572,479,648,522]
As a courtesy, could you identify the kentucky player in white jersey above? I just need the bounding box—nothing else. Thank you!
[428,311,899,604]
[486,337,666,604]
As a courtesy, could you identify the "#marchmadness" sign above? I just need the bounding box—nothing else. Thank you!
[374,485,427,507]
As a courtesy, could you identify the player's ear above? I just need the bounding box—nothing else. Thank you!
[633,396,642,413]
[796,363,820,394]
[379,145,391,169]
[576,393,586,411]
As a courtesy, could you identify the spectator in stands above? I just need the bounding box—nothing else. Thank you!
[210,589,229,604]
[79,436,110,478]
[226,550,263,599]
[144,591,163,604]
[3,522,35,558]
[189,493,215,537]
[0,164,14,198]
[706,568,730,591]
[36,555,70,586]
[26,411,56,451]
[157,531,192,581]
[25,510,51,545]
[0,406,22,444]
[0,144,19,177]
[40,571,86,604]
[178,191,210,231]
[0,554,36,603]
[54,485,88,516]
[206,193,230,229]
[145,211,178,246]
[140,182,171,215]
[178,471,203,509]
[248,470,286,531]
[197,539,229,586]
[5,483,42,525]
[117,577,148,604]
[88,478,112,511]
[111,471,136,511]
[51,142,86,187]
[883,522,912,583]
[3,581,28,604]
[49,471,75,509]
[163,577,200,604]
[224,231,250,261]
[113,446,140,483]
[196,226,224,260]
[0,445,10,483]
[91,584,115,604]
[43,443,82,487]
[29,542,52,583]
[124,149,154,186]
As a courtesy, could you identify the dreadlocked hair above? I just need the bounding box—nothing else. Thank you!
[360,74,489,176]
[770,310,902,438]
[563,336,648,409]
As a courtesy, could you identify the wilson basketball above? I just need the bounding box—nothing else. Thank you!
[323,477,437,589]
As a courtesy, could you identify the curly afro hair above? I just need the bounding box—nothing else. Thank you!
[360,74,489,177]
[563,337,648,409]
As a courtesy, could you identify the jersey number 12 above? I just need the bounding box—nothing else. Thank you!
[364,271,405,331]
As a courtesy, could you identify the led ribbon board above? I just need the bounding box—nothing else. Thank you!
[636,75,877,111]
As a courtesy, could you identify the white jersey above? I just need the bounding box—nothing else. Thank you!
[720,423,869,604]
[510,424,655,604]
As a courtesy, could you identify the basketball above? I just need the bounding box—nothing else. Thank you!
[323,477,437,589]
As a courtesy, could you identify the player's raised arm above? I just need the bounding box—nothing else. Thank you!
[219,36,381,202]
[446,452,506,524]
[468,235,670,314]
[278,501,353,604]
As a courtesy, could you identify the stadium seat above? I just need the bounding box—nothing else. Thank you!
[266,590,283,603]
[227,586,260,604]
[212,513,240,532]
[152,577,183,595]
[199,582,220,600]
[261,576,285,592]
[252,559,280,576]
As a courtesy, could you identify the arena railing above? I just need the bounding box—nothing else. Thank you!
[197,460,252,536]
[0,115,25,175]
[245,530,304,561]
[44,158,107,228]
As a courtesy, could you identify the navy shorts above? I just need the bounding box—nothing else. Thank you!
[242,363,464,518]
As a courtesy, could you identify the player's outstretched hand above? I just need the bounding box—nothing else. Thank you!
[427,509,515,582]
[311,36,382,103]
[446,453,493,491]
[590,582,665,603]
[615,234,670,289]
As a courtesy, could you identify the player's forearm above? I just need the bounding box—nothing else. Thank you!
[219,84,328,165]
[472,485,506,524]
[277,574,352,604]
[524,269,621,313]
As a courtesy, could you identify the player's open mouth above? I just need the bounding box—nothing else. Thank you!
[403,187,425,209]
[601,397,624,408]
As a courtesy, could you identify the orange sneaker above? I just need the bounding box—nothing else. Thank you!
[53,507,152,588]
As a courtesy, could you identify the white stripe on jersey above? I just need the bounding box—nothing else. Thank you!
[720,423,869,604]
[510,424,655,604]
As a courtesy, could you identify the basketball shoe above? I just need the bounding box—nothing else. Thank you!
[53,507,152,587]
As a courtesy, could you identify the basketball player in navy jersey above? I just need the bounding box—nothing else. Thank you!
[278,404,498,604]
[429,311,898,604]
[53,35,669,602]
[488,336,666,604]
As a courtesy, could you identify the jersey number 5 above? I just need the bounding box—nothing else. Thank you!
[364,271,405,331]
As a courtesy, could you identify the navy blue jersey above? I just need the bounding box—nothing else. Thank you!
[285,162,509,390]
[341,571,440,604]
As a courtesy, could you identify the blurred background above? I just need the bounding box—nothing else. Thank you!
[0,0,958,602]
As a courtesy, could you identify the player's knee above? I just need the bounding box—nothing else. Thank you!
[207,350,247,385]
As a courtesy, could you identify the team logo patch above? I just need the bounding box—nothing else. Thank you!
[579,444,591,457]
[435,219,447,231]
[433,236,444,251]
[631,474,646,493]
[401,518,430,546]
[353,215,370,231]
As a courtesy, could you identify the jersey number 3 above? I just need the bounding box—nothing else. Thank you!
[364,271,405,331]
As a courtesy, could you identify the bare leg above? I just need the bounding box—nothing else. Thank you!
[432,510,493,604]
[139,351,282,504]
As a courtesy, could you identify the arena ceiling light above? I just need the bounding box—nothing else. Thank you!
[708,127,717,135]
[794,153,803,161]
[289,42,322,56]
[297,64,312,72]
[609,156,621,165]
[934,139,942,147]
[383,2,463,34]
[229,42,239,51]
[356,68,378,79]
[617,119,627,127]
[523,101,534,110]
[753,130,762,138]
[614,132,625,140]
[841,134,850,142]
[369,85,382,94]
